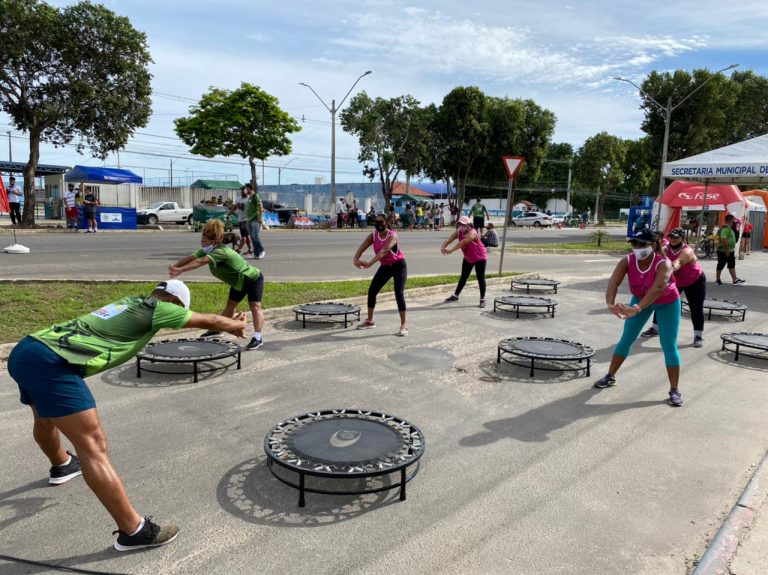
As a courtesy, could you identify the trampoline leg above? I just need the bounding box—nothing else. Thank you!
[193,361,199,383]
[344,314,348,328]
[303,314,306,329]
[586,358,591,377]
[529,358,535,377]
[516,306,520,319]
[708,309,712,321]
[735,345,740,362]
[237,352,241,371]
[136,359,142,379]
[400,468,407,501]
[299,473,306,507]
[551,307,555,318]
[497,347,501,364]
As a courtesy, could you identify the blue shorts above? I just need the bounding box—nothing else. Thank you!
[8,337,95,418]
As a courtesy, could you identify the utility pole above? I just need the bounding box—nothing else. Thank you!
[7,131,11,162]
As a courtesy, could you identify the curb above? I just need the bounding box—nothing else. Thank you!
[692,450,768,574]
[0,275,521,363]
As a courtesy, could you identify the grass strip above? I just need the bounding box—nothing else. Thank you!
[0,273,518,343]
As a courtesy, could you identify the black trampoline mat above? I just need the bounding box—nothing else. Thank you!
[296,303,358,314]
[143,340,231,358]
[702,298,747,310]
[505,339,582,356]
[514,279,559,286]
[497,296,556,306]
[722,333,768,348]
[287,418,403,465]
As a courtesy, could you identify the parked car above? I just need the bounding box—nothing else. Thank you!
[137,202,193,225]
[262,199,300,224]
[550,213,566,225]
[511,211,554,227]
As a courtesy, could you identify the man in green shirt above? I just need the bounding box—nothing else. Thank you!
[469,198,489,232]
[715,214,745,286]
[245,183,266,259]
[7,280,247,551]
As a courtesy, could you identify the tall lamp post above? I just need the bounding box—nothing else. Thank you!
[614,64,738,229]
[299,70,372,214]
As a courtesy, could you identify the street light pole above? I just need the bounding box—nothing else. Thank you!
[614,64,738,229]
[299,70,372,215]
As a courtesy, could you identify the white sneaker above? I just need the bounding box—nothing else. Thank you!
[255,251,266,259]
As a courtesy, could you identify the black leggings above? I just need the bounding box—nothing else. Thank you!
[368,260,407,311]
[652,273,706,332]
[455,259,487,298]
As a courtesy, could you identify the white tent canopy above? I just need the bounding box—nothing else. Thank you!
[663,133,768,185]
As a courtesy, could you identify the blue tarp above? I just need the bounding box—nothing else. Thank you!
[65,165,142,185]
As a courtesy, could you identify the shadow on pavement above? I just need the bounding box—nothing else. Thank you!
[216,456,398,528]
[459,387,662,445]
[478,358,591,384]
[0,548,127,575]
[708,349,768,372]
[99,362,224,388]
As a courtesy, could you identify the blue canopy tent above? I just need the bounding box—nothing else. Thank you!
[64,166,142,230]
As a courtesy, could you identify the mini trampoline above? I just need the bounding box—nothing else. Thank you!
[511,278,560,294]
[493,296,558,318]
[136,338,241,383]
[264,409,425,507]
[293,302,361,328]
[497,336,594,377]
[720,333,768,362]
[684,298,747,321]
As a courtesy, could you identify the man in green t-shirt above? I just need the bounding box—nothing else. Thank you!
[715,214,745,286]
[469,198,489,232]
[7,280,247,552]
[245,183,266,259]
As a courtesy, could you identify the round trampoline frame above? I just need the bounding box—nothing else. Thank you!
[493,295,558,318]
[497,336,594,377]
[264,409,425,507]
[511,277,560,294]
[683,298,747,322]
[720,333,768,362]
[135,338,242,383]
[293,302,361,328]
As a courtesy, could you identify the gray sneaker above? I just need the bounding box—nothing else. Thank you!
[693,336,704,348]
[444,294,459,302]
[593,373,616,388]
[113,516,179,552]
[668,389,683,407]
[641,327,659,338]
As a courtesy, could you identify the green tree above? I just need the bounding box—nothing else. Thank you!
[175,83,300,191]
[433,86,489,206]
[621,137,656,203]
[340,92,426,210]
[0,0,152,225]
[573,132,627,225]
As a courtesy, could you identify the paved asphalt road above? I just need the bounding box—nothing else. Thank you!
[0,226,630,281]
[0,254,766,574]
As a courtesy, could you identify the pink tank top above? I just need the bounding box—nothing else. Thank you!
[666,243,703,288]
[626,252,679,304]
[458,228,487,264]
[373,229,405,266]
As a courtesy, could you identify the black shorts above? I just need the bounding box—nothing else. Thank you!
[85,209,96,218]
[228,274,264,303]
[238,221,251,238]
[716,250,736,270]
[743,232,751,239]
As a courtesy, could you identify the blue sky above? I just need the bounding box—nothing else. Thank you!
[3,0,768,186]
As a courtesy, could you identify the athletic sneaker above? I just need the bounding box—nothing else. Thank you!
[113,516,179,552]
[641,327,659,338]
[444,294,459,302]
[200,330,222,338]
[668,389,683,407]
[357,320,376,330]
[84,229,92,234]
[479,298,487,308]
[398,325,409,337]
[715,279,723,286]
[255,251,266,260]
[245,337,263,350]
[693,336,704,348]
[593,373,616,389]
[734,278,746,285]
[49,451,82,485]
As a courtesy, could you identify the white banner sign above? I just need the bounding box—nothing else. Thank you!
[100,213,122,223]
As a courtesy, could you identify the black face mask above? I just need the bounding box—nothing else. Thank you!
[374,222,386,231]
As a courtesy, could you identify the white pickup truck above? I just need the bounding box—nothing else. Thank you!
[137,202,193,225]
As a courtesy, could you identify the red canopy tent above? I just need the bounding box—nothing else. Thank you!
[656,181,747,234]
[0,174,9,214]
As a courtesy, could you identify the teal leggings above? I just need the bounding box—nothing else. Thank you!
[614,297,681,367]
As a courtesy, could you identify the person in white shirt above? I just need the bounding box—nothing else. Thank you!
[335,196,346,229]
[6,176,23,225]
[64,183,79,230]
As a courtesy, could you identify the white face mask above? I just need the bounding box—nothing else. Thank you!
[633,246,654,260]
[201,244,215,254]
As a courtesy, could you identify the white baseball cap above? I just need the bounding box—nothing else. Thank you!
[155,280,191,309]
